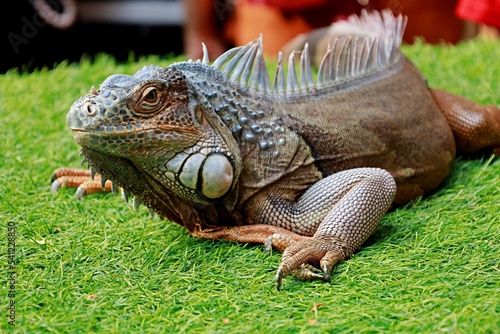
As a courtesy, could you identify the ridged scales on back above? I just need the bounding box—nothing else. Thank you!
[53,10,500,289]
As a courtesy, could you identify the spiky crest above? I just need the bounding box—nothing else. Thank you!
[206,9,407,96]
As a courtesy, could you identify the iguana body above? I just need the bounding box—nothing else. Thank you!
[53,10,500,289]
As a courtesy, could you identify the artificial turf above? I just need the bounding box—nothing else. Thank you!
[0,39,499,333]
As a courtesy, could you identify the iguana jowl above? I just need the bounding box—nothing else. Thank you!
[53,10,500,290]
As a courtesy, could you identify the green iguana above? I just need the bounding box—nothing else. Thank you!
[52,10,500,290]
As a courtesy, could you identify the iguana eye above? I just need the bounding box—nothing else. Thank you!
[143,87,158,103]
[129,84,167,114]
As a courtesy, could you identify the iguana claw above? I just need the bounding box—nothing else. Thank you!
[322,263,332,283]
[276,261,327,291]
[275,269,284,291]
[273,237,352,290]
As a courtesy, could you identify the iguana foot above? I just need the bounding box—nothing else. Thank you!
[51,167,115,199]
[274,237,351,290]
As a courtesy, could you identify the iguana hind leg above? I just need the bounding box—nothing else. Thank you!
[431,89,500,154]
[189,224,308,246]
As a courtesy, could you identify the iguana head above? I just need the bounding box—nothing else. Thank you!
[67,64,240,214]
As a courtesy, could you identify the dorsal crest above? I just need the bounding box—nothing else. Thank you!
[202,9,407,96]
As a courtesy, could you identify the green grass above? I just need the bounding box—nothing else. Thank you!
[1,39,499,333]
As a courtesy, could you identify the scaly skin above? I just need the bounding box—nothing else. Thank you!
[53,11,500,290]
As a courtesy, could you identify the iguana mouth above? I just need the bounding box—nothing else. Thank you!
[71,130,89,146]
[70,124,169,152]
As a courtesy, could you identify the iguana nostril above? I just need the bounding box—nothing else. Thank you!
[85,103,96,116]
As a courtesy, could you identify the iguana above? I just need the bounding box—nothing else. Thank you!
[52,10,500,290]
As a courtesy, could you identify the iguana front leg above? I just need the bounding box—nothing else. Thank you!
[268,168,396,290]
[191,168,396,290]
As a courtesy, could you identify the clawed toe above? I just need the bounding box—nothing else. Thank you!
[50,167,112,199]
[276,265,324,291]
[275,238,352,290]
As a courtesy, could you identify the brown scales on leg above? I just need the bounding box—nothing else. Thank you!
[189,224,308,246]
[431,89,500,155]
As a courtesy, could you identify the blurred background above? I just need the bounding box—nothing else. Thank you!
[1,0,497,73]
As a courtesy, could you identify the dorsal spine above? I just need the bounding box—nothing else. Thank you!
[204,9,407,97]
